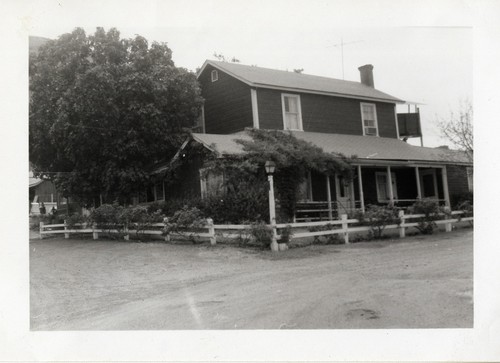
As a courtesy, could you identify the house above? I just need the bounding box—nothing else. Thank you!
[29,170,66,215]
[152,60,472,220]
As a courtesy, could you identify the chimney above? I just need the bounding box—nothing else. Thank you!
[358,64,374,88]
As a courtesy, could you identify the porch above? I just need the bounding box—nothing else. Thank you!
[294,163,450,222]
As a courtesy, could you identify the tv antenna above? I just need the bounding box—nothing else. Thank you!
[328,37,364,79]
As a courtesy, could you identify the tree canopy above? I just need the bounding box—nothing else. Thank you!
[29,27,203,205]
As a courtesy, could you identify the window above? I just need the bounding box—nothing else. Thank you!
[281,94,303,130]
[211,70,218,82]
[360,103,378,136]
[419,169,438,198]
[375,172,398,202]
[155,182,164,201]
[200,168,224,199]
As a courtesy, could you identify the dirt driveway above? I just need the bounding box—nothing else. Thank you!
[30,229,473,330]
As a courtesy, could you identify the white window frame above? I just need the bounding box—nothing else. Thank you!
[211,69,218,82]
[281,93,303,131]
[375,171,398,202]
[360,102,379,136]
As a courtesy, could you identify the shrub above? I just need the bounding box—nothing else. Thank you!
[65,213,88,228]
[357,205,401,239]
[88,203,125,238]
[450,191,473,210]
[120,205,164,240]
[247,221,274,248]
[163,206,206,243]
[408,199,441,235]
[308,223,342,244]
[279,225,293,244]
[199,183,269,224]
[30,213,65,230]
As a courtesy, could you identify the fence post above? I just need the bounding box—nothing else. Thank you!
[64,219,69,239]
[207,218,216,246]
[398,210,406,238]
[444,206,452,232]
[124,223,129,241]
[163,217,170,242]
[92,223,98,240]
[341,214,349,244]
[39,221,44,239]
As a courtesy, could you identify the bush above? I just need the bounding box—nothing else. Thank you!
[163,206,206,243]
[30,213,65,230]
[200,186,269,224]
[450,191,473,210]
[88,203,126,238]
[65,213,88,228]
[408,199,442,235]
[279,225,293,244]
[120,205,164,240]
[357,205,401,239]
[247,221,274,248]
[308,223,342,244]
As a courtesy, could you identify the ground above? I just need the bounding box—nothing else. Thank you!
[30,229,473,330]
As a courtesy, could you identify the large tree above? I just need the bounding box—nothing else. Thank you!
[29,27,203,205]
[437,98,473,161]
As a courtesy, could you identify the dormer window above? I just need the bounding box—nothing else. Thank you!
[211,70,218,82]
[361,103,378,136]
[281,93,303,131]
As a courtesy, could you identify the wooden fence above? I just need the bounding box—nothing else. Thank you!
[39,210,473,247]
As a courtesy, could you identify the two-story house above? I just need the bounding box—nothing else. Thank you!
[152,60,472,219]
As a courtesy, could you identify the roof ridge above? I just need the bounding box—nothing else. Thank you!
[208,59,362,85]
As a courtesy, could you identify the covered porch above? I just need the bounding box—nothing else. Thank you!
[295,162,451,221]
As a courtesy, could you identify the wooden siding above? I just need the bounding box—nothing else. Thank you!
[256,88,398,137]
[447,165,470,196]
[198,64,253,134]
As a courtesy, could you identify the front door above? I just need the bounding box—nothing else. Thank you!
[335,174,353,214]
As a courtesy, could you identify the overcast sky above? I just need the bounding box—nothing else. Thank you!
[24,0,476,148]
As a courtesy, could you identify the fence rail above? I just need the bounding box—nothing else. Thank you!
[39,209,473,249]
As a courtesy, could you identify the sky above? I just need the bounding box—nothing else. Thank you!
[24,0,474,148]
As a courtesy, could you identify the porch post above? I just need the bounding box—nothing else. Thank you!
[357,165,365,213]
[441,166,451,207]
[326,175,333,220]
[415,166,422,200]
[386,166,394,206]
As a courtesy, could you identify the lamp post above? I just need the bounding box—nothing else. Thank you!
[265,160,279,252]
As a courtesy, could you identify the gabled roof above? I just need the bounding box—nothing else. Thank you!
[198,60,404,104]
[190,131,471,165]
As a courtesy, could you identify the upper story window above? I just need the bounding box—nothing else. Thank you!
[281,94,303,131]
[211,70,218,82]
[360,103,378,136]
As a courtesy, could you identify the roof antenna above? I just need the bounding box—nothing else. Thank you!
[328,37,364,80]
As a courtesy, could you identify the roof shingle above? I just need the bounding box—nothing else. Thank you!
[201,60,404,103]
[192,131,471,165]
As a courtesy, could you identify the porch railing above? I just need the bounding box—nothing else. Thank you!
[295,198,447,221]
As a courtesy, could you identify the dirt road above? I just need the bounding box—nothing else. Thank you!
[30,229,473,330]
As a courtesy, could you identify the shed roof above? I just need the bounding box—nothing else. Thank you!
[199,60,404,104]
[191,131,471,165]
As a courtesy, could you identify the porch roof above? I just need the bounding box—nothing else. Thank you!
[191,131,471,165]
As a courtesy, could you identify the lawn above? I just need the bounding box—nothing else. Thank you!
[30,228,473,330]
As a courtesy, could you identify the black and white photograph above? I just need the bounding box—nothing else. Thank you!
[2,0,500,361]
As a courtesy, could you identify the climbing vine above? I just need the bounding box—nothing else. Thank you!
[204,129,354,221]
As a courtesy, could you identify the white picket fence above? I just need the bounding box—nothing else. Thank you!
[39,210,473,246]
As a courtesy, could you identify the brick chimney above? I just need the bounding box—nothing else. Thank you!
[358,64,374,88]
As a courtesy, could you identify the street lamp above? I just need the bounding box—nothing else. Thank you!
[265,161,279,251]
